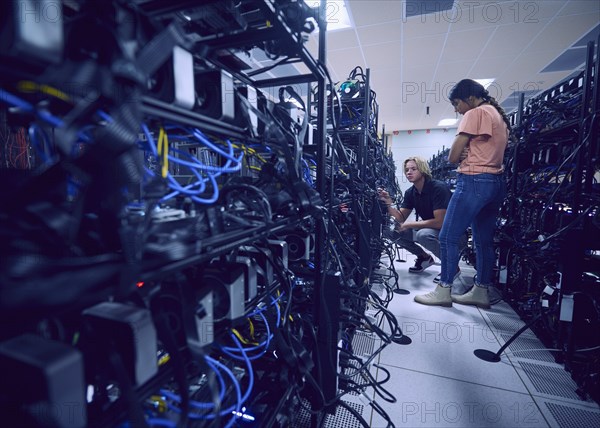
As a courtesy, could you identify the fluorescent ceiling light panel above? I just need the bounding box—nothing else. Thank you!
[474,78,495,89]
[438,118,458,126]
[285,97,305,109]
[304,0,353,31]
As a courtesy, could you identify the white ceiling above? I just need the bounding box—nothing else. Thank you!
[299,0,600,132]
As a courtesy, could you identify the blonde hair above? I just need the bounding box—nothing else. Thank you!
[403,157,432,180]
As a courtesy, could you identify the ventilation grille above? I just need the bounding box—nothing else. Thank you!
[293,400,313,427]
[341,364,371,396]
[545,402,600,428]
[541,47,587,73]
[500,333,556,363]
[487,313,532,336]
[541,24,600,73]
[352,331,376,357]
[324,401,365,428]
[294,400,365,428]
[404,0,454,18]
[519,361,581,401]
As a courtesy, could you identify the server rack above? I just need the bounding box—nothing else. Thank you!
[499,38,600,403]
[0,1,334,426]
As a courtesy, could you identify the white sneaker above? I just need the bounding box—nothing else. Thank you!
[409,255,434,273]
[414,284,452,307]
[452,285,490,309]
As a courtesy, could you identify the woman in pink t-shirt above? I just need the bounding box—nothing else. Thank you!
[415,79,511,309]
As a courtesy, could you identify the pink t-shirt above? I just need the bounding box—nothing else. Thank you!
[456,105,508,175]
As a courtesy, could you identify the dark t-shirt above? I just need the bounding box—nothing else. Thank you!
[400,179,451,221]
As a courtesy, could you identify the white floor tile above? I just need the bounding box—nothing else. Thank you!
[388,295,492,329]
[378,313,529,394]
[325,252,599,428]
[380,260,496,338]
[479,302,539,340]
[511,359,600,407]
[366,366,550,428]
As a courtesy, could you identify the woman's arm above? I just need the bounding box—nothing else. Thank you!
[448,133,471,163]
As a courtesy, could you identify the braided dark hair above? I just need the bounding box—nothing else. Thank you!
[449,79,511,132]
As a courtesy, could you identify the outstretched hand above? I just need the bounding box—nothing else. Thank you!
[377,188,393,205]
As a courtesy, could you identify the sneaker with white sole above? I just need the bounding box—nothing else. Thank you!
[414,284,452,307]
[408,255,434,273]
[433,268,461,283]
[452,284,490,309]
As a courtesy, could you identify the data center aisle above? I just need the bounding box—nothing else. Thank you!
[359,253,600,428]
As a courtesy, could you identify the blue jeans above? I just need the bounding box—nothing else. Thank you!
[439,173,506,287]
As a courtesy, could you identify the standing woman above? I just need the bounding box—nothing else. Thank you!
[414,79,510,308]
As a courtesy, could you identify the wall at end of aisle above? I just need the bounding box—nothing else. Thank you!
[387,128,457,195]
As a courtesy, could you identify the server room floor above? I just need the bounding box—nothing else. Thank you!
[317,252,600,428]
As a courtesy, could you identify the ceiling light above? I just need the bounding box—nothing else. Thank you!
[285,97,305,109]
[304,0,353,31]
[474,78,495,89]
[438,118,458,126]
